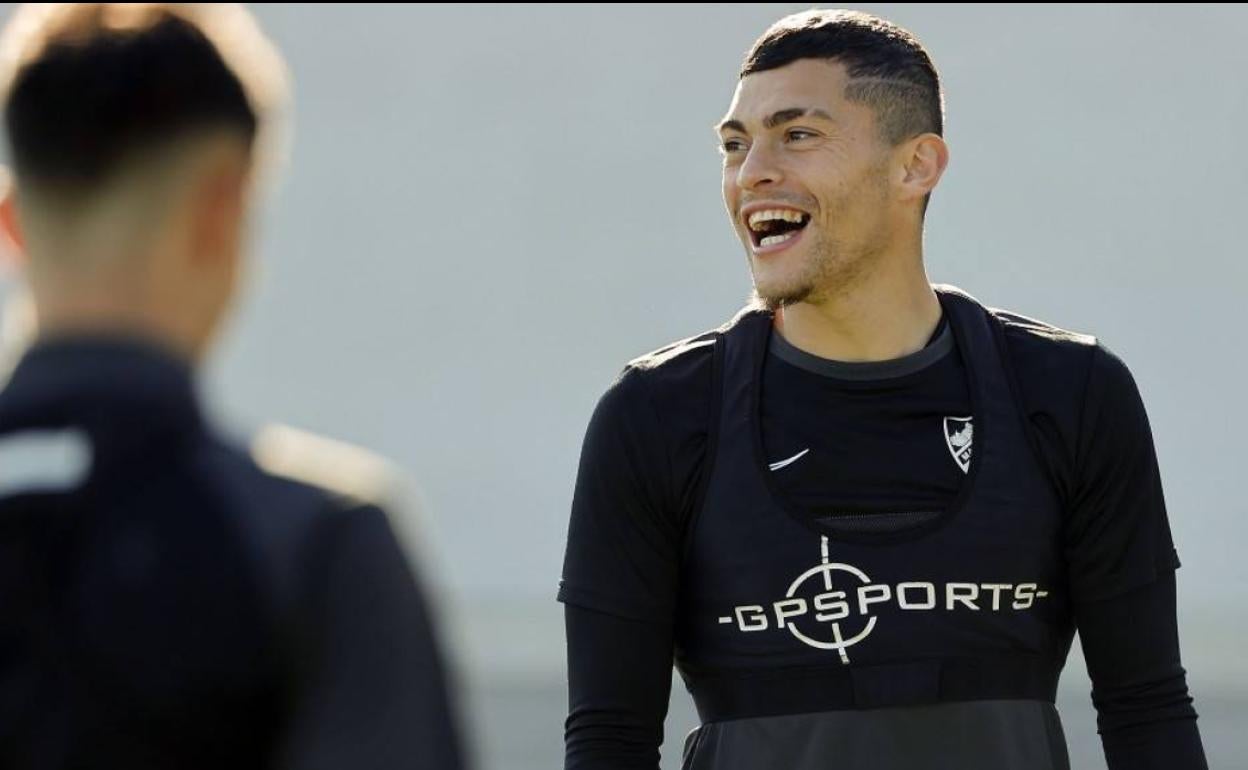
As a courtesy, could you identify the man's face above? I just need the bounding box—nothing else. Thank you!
[719,58,896,309]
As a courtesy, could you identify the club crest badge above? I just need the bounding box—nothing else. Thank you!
[944,416,973,474]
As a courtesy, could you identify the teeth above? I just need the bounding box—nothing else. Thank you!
[748,208,807,231]
[759,231,799,248]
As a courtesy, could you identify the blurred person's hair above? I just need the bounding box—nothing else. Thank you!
[0,3,286,199]
[742,9,943,148]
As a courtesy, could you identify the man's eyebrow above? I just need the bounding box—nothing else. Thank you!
[716,107,836,134]
[764,107,834,128]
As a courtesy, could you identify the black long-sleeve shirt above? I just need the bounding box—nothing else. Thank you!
[560,309,1204,769]
[0,338,466,770]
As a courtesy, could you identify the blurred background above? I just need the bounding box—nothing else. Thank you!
[1,4,1244,769]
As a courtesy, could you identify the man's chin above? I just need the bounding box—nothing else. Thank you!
[751,281,813,312]
[748,250,818,310]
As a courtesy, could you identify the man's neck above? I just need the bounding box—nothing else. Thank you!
[31,292,200,365]
[773,268,942,363]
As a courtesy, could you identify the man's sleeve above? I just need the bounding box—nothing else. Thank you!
[560,367,686,770]
[1066,344,1206,768]
[564,604,675,770]
[558,367,683,622]
[1076,573,1207,770]
[1064,344,1181,601]
[277,504,466,770]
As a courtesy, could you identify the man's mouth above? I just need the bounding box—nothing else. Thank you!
[745,207,811,249]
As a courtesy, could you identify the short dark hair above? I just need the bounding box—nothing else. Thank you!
[741,9,943,146]
[0,3,284,190]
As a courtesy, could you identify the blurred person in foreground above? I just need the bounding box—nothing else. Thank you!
[560,9,1206,770]
[0,4,464,769]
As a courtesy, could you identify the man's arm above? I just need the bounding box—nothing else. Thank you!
[565,605,674,770]
[1067,345,1206,769]
[1076,573,1206,769]
[277,504,466,770]
[560,367,690,769]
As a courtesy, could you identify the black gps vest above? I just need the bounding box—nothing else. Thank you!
[676,287,1077,770]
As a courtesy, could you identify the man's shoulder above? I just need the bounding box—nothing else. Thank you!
[989,304,1121,381]
[987,303,1120,420]
[189,422,403,528]
[244,423,402,515]
[193,423,417,576]
[187,425,430,633]
[991,306,1097,353]
[591,311,755,441]
[612,311,753,412]
[625,329,717,378]
[621,306,764,384]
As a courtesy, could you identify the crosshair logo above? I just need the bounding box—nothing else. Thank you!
[782,545,877,663]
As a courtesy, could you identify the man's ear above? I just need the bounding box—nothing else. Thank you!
[897,133,949,204]
[0,166,28,268]
[188,155,248,267]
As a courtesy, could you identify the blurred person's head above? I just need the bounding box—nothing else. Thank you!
[719,9,948,311]
[0,3,287,362]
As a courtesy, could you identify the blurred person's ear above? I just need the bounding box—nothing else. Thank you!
[187,145,250,271]
[0,166,26,268]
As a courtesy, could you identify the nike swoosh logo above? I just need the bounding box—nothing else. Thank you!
[768,448,810,472]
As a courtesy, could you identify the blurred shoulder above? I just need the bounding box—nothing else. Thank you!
[248,422,401,514]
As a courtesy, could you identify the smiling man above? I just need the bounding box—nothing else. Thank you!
[559,9,1207,770]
